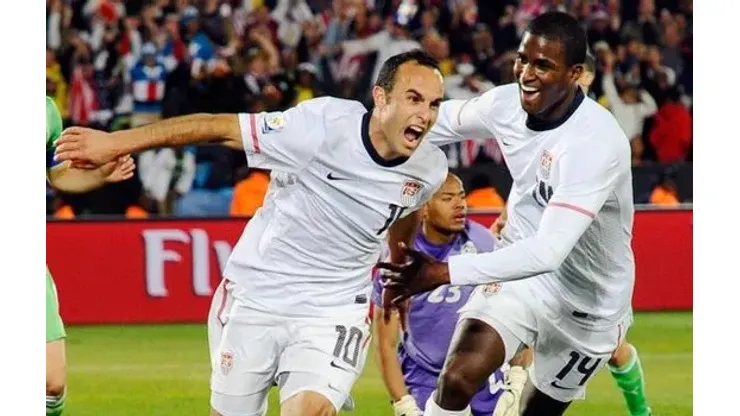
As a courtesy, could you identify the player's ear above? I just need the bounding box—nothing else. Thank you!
[570,64,584,84]
[372,86,388,109]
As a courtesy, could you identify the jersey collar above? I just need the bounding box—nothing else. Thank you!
[525,87,585,132]
[361,112,409,167]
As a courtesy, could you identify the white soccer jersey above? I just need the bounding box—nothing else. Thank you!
[224,97,448,318]
[427,84,635,324]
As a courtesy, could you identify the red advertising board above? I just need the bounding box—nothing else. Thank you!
[46,210,692,324]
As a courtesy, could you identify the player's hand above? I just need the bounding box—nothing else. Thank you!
[378,242,450,305]
[54,127,120,167]
[393,394,422,416]
[100,155,136,183]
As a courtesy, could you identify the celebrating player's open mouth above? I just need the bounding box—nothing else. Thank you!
[519,83,541,107]
[403,124,425,147]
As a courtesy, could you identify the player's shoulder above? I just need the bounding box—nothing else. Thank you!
[470,84,521,120]
[411,141,449,186]
[46,96,59,113]
[577,99,628,143]
[297,96,367,122]
[568,99,631,158]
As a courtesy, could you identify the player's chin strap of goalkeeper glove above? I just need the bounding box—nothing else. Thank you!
[393,394,422,416]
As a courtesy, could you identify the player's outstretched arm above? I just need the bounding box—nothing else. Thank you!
[47,156,135,194]
[425,87,498,147]
[373,305,421,415]
[54,114,242,166]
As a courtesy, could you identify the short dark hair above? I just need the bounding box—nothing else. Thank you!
[375,49,440,92]
[526,12,587,67]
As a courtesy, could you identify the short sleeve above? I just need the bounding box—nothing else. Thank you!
[399,148,449,217]
[237,99,328,173]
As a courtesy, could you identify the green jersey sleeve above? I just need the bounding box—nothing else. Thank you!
[46,97,64,150]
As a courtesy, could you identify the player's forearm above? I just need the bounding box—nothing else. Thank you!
[109,114,242,157]
[448,206,592,285]
[373,311,409,401]
[388,210,422,263]
[47,162,107,194]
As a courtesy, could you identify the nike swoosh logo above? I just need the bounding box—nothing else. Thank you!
[327,173,349,181]
[550,380,575,390]
[501,139,513,146]
[330,361,350,371]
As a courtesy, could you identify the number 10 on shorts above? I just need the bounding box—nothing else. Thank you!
[332,325,364,368]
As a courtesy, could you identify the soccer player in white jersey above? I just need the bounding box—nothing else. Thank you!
[53,50,449,416]
[379,12,637,416]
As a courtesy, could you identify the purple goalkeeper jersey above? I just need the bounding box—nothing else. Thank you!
[372,220,497,372]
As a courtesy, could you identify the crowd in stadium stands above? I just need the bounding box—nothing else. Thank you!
[46,0,693,218]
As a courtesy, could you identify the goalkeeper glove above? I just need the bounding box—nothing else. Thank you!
[393,394,422,416]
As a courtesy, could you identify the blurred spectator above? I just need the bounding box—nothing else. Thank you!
[140,146,197,215]
[68,57,100,127]
[47,48,69,119]
[620,0,661,46]
[444,62,494,100]
[294,62,321,103]
[340,2,421,99]
[130,43,167,127]
[649,87,692,164]
[465,174,505,210]
[601,49,657,166]
[230,168,270,217]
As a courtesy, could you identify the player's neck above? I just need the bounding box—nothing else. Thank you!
[368,112,402,160]
[526,86,584,132]
[422,222,456,246]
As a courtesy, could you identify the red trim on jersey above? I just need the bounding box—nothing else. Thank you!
[549,202,596,219]
[249,114,261,153]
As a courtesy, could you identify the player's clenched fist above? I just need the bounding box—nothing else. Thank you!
[379,242,450,303]
[54,127,119,167]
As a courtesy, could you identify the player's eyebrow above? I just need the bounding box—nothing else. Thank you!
[406,88,424,98]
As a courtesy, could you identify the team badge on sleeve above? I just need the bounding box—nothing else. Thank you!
[482,282,502,296]
[401,180,423,207]
[262,112,286,134]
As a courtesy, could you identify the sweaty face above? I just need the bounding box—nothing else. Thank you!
[425,176,467,233]
[514,33,582,117]
[377,62,444,157]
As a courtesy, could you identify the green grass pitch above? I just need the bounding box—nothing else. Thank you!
[63,312,692,415]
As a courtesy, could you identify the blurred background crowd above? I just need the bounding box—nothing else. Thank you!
[46,0,693,219]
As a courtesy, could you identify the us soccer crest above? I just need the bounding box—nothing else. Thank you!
[220,351,234,375]
[261,112,286,134]
[460,241,477,254]
[539,151,553,180]
[401,180,423,207]
[482,282,502,296]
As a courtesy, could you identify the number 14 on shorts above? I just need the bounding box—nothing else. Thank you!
[550,350,603,390]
